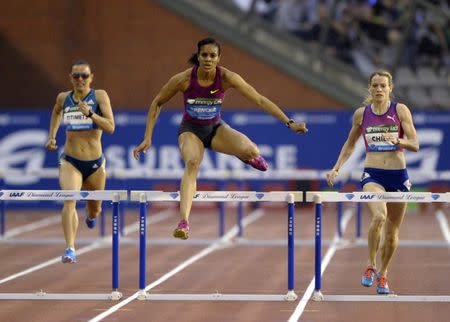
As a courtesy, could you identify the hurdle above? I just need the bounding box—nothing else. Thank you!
[113,168,320,239]
[129,190,303,301]
[306,191,450,301]
[0,190,127,300]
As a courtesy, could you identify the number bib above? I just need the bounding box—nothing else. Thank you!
[185,98,222,120]
[365,124,399,152]
[63,106,94,130]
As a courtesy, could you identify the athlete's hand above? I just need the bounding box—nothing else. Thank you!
[133,140,152,160]
[382,132,398,145]
[290,121,308,134]
[326,169,339,187]
[45,138,58,151]
[78,101,91,116]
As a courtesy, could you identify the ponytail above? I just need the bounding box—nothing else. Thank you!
[188,53,199,65]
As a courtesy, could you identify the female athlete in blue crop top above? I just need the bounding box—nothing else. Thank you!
[133,37,308,240]
[45,59,115,263]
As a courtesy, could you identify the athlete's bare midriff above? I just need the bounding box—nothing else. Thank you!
[364,151,406,170]
[64,130,103,160]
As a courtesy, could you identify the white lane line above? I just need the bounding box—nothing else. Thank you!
[0,241,104,285]
[435,209,450,246]
[87,209,266,322]
[288,208,353,322]
[1,216,60,239]
[323,294,450,302]
[0,210,174,285]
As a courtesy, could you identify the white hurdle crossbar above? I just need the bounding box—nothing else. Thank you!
[0,190,128,301]
[130,190,303,202]
[305,191,450,301]
[305,191,450,203]
[129,190,302,302]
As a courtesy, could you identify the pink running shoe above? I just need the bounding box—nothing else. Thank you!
[243,155,268,171]
[173,219,190,240]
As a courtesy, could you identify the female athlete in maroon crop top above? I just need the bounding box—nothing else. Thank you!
[133,37,308,240]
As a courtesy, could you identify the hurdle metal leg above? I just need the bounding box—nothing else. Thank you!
[111,196,122,300]
[285,194,297,301]
[138,194,148,300]
[312,195,324,301]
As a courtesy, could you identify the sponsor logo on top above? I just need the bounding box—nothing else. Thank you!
[9,192,25,197]
[80,192,90,198]
[431,194,441,200]
[358,193,428,201]
[6,191,79,198]
[193,193,252,200]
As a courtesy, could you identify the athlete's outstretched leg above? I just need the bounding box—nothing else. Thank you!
[175,132,205,239]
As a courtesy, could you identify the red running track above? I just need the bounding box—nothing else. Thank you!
[0,203,449,322]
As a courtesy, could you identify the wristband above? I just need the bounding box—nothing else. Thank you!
[395,138,400,145]
[87,110,94,118]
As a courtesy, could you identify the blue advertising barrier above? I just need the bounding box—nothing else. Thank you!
[0,110,449,190]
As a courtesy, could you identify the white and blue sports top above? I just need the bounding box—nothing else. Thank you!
[62,89,102,130]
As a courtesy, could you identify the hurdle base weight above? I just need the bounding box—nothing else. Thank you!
[110,290,123,300]
[284,290,298,301]
[137,290,149,300]
[311,290,324,301]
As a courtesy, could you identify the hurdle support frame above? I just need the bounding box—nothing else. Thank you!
[306,191,450,301]
[0,190,127,301]
[130,190,302,302]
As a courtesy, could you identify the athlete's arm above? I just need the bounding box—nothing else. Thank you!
[222,68,307,133]
[89,89,115,134]
[395,104,419,152]
[133,70,188,160]
[326,107,363,187]
[45,92,66,151]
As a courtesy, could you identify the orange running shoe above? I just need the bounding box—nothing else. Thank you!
[361,265,377,287]
[376,274,390,294]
